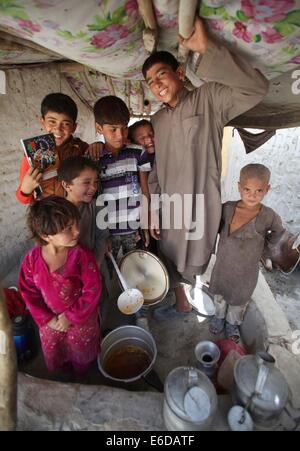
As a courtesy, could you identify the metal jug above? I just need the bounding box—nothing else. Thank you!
[233,351,289,429]
[163,366,218,431]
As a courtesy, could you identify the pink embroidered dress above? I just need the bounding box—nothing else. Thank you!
[18,245,101,372]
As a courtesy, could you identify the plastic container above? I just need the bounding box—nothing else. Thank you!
[12,314,36,362]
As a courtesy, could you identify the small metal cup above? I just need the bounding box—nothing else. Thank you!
[195,341,220,378]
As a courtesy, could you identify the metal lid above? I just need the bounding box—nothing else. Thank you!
[185,285,215,317]
[228,406,254,431]
[184,386,211,422]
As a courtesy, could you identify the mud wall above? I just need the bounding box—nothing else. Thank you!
[223,127,300,234]
[0,64,95,279]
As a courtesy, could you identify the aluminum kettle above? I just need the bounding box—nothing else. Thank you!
[233,351,289,429]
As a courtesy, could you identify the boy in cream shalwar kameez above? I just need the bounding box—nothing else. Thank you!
[142,17,269,319]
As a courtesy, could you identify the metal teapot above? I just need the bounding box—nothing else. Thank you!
[232,351,289,429]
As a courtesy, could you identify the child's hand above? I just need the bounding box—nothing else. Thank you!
[86,142,103,161]
[177,16,208,55]
[143,229,150,247]
[150,211,160,240]
[47,317,59,330]
[20,167,43,195]
[105,238,112,256]
[56,313,71,332]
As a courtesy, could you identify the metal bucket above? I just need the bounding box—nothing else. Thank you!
[98,325,157,383]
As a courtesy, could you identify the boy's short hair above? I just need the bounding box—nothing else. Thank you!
[93,96,130,126]
[58,156,98,184]
[27,195,80,246]
[142,51,180,79]
[240,163,271,183]
[41,93,78,123]
[128,119,152,143]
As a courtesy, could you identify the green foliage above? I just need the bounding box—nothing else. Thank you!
[128,19,144,34]
[88,5,126,32]
[252,34,261,43]
[57,29,74,40]
[236,10,249,22]
[87,14,112,32]
[284,10,300,27]
[274,22,295,37]
[111,5,125,24]
[76,31,89,40]
[199,3,226,18]
[0,0,28,20]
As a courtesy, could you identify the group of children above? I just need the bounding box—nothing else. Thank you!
[15,17,291,376]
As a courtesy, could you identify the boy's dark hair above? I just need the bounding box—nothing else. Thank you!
[142,51,180,79]
[58,156,98,183]
[27,195,80,246]
[93,96,130,126]
[41,93,78,123]
[128,119,152,143]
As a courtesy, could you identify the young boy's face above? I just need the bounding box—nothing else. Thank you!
[238,177,270,208]
[63,167,98,204]
[133,124,155,154]
[43,221,80,248]
[145,63,184,108]
[40,111,77,147]
[96,123,128,152]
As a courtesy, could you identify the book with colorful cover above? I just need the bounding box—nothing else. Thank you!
[21,132,59,185]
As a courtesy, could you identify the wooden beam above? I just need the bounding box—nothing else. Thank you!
[59,62,86,73]
[137,0,158,53]
[177,0,198,63]
[0,286,17,431]
[0,29,63,59]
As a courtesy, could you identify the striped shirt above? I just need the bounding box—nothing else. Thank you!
[98,145,151,235]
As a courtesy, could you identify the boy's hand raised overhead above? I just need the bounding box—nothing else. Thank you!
[20,167,43,195]
[178,16,208,55]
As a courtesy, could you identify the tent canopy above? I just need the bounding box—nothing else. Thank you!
[0,0,299,128]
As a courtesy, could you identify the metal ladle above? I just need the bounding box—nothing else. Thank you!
[108,252,144,315]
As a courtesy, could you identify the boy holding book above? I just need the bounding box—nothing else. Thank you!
[16,93,89,204]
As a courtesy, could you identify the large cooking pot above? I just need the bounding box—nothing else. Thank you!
[119,249,169,307]
[233,351,289,429]
[98,325,158,384]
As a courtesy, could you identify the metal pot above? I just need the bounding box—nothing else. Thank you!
[98,325,157,383]
[233,351,289,428]
[163,367,218,431]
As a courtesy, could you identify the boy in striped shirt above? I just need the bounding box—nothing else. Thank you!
[93,96,151,259]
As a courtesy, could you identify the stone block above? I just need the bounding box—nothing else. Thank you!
[269,344,300,409]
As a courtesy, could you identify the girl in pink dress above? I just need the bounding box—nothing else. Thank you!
[18,196,101,374]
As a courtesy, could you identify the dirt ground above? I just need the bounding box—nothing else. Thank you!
[261,265,300,331]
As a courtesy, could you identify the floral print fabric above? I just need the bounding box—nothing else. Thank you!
[0,1,299,114]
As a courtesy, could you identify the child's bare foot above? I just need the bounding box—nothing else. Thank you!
[209,316,225,335]
[225,322,240,342]
[174,285,192,313]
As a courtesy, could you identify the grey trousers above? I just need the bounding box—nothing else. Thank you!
[214,294,249,325]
